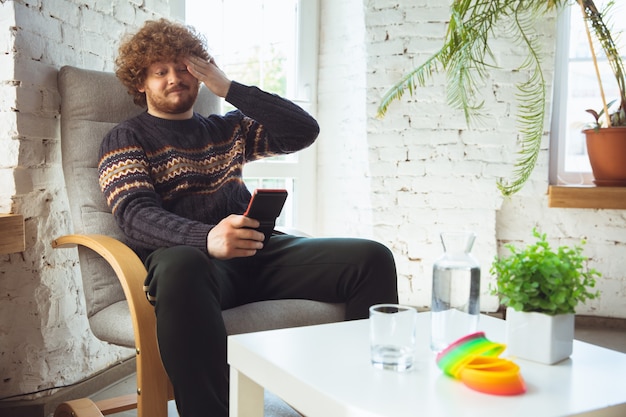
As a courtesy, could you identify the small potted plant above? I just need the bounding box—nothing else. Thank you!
[490,229,600,364]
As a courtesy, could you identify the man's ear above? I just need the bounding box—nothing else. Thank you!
[137,84,146,93]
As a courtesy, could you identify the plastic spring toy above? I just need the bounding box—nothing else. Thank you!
[436,332,526,395]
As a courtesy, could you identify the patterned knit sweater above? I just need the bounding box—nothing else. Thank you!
[98,81,319,258]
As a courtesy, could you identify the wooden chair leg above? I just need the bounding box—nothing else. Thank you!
[54,394,142,417]
[94,394,138,415]
[54,398,104,417]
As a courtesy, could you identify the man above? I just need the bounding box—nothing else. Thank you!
[98,18,398,417]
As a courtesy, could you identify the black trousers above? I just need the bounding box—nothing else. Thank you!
[144,234,399,417]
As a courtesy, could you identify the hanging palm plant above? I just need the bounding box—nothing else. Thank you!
[377,0,569,196]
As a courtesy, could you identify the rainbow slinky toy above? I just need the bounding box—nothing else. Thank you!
[436,332,526,395]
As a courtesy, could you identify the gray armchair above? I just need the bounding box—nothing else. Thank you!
[53,65,344,417]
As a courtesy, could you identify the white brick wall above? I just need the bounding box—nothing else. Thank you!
[317,0,626,318]
[0,0,169,402]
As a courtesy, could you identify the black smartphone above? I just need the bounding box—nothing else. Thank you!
[243,189,288,246]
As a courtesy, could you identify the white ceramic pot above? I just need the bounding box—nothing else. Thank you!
[505,307,574,365]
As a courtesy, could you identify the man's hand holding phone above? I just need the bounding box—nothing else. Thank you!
[206,189,287,259]
[207,215,265,260]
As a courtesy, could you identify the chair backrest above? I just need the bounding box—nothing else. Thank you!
[58,65,220,319]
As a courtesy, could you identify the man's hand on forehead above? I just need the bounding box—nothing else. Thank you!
[185,54,212,67]
[184,55,232,98]
[183,55,213,79]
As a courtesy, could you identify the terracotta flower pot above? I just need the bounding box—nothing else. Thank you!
[583,127,626,186]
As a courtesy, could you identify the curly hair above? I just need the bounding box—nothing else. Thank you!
[115,19,211,106]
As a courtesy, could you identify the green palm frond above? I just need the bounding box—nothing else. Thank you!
[377,0,500,121]
[377,53,444,118]
[497,2,548,195]
[377,0,569,195]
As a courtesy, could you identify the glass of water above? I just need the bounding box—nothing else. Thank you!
[369,304,418,372]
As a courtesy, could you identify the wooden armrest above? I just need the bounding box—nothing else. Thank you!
[53,234,146,290]
[52,234,150,343]
[52,234,172,416]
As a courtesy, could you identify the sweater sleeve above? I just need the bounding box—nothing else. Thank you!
[98,127,213,255]
[224,81,320,161]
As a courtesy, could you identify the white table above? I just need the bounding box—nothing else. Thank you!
[228,313,626,417]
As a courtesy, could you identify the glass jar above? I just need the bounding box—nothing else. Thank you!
[430,231,481,352]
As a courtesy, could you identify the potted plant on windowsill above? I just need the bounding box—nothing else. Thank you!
[579,1,626,186]
[489,229,600,365]
[376,0,624,195]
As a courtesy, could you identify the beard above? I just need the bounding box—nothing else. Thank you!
[145,81,200,115]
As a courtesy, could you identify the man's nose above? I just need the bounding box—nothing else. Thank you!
[168,69,182,83]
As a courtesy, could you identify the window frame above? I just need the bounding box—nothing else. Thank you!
[549,1,625,187]
[549,5,593,186]
[547,2,626,210]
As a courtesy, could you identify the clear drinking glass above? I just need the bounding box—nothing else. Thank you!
[430,231,481,352]
[370,304,417,371]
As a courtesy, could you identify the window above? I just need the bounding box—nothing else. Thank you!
[550,1,626,186]
[185,0,319,232]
